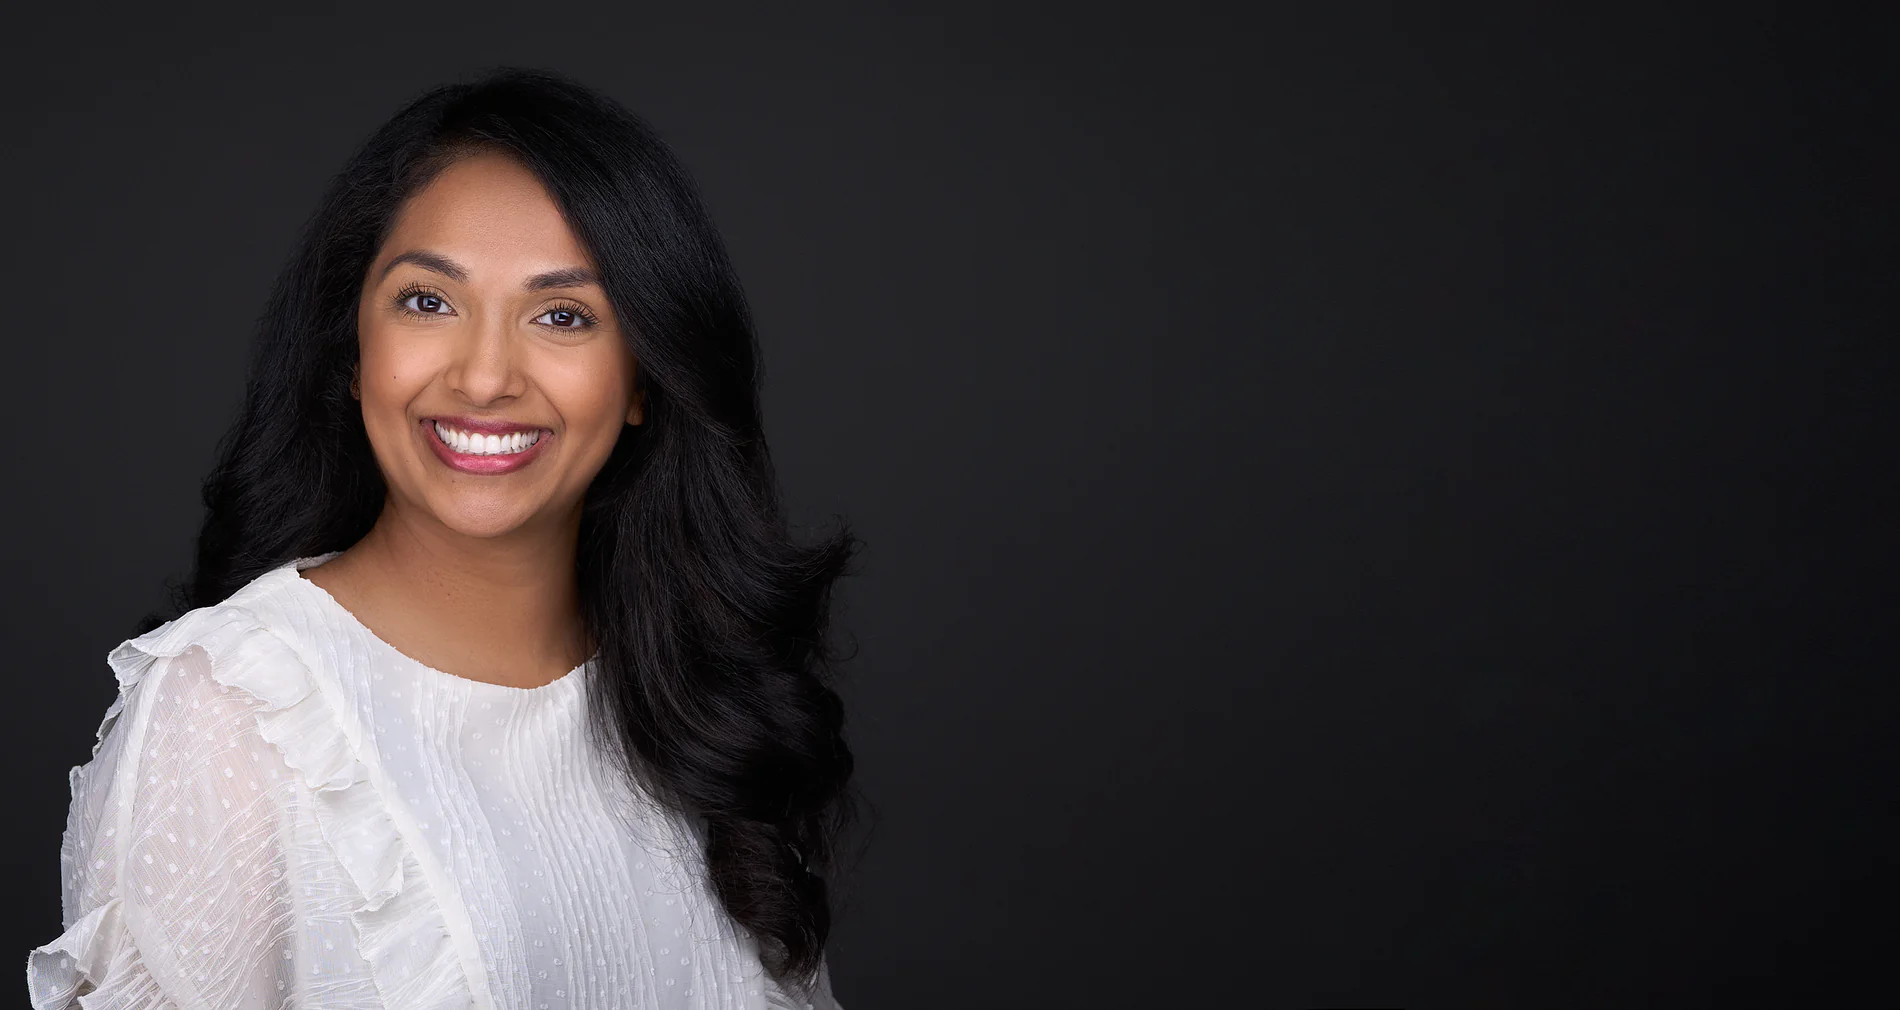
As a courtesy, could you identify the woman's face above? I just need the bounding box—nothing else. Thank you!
[354,151,643,541]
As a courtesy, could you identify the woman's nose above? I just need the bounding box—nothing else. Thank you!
[445,317,525,404]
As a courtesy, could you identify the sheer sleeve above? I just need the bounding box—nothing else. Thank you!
[29,646,302,1009]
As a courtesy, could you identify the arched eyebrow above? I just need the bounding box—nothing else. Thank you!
[378,250,599,291]
[522,266,598,291]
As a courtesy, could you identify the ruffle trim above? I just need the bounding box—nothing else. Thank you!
[26,897,123,1009]
[33,569,479,1009]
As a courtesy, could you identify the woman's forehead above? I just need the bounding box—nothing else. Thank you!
[377,154,594,282]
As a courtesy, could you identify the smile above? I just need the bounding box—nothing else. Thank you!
[422,418,552,475]
[433,421,542,455]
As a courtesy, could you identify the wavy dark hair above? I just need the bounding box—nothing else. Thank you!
[132,66,863,992]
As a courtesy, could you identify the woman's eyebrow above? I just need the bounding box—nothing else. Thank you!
[523,266,598,291]
[380,249,467,283]
[378,251,598,292]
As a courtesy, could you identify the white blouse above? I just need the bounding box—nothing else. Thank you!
[28,551,841,1010]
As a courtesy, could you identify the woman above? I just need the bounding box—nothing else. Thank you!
[28,66,859,1010]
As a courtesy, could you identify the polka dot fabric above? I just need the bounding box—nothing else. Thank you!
[28,552,840,1010]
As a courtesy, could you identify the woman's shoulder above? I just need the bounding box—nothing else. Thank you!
[56,565,323,913]
[33,556,358,1010]
[57,555,369,900]
[76,555,350,803]
[104,555,343,717]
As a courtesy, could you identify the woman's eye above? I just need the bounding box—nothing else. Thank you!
[403,292,450,314]
[535,308,588,329]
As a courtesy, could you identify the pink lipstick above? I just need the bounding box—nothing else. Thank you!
[422,416,552,475]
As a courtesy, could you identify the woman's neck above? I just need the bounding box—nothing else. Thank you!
[300,503,590,689]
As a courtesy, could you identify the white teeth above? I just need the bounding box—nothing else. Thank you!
[432,421,542,456]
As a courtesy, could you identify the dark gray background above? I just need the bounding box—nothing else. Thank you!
[2,2,1888,1005]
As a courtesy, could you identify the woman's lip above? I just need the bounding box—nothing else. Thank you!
[426,414,551,436]
[421,418,550,475]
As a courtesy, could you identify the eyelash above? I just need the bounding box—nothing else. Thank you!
[390,282,601,330]
[391,283,448,318]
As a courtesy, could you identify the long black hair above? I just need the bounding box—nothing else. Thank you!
[134,65,862,992]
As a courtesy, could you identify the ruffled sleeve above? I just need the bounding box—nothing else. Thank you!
[28,645,307,1008]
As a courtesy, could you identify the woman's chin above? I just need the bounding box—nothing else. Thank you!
[423,495,554,540]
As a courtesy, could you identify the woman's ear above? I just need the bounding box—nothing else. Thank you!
[350,364,362,400]
[626,388,645,426]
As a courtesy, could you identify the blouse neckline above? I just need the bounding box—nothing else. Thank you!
[284,551,594,699]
